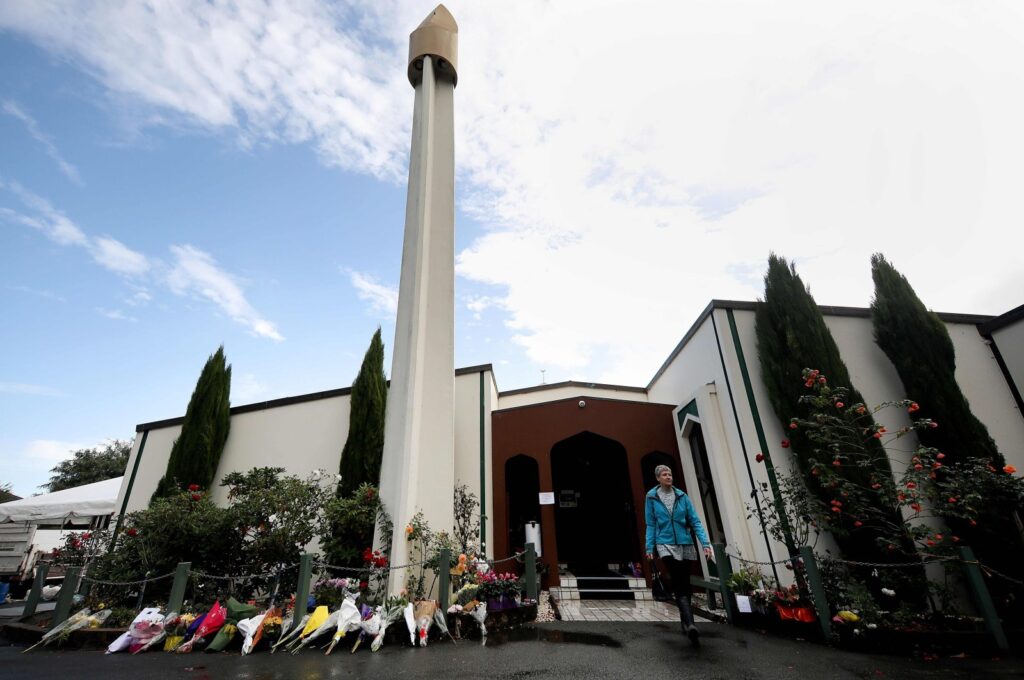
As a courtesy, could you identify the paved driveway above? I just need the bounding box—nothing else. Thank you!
[2,620,1020,679]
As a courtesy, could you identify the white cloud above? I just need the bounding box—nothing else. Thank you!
[124,290,152,306]
[0,180,87,246]
[25,439,86,462]
[1,99,82,183]
[234,373,270,403]
[349,270,398,316]
[4,1,1023,384]
[97,307,136,322]
[9,285,66,303]
[167,245,284,341]
[0,382,65,397]
[90,236,150,276]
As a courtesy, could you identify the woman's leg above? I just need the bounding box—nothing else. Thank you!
[662,556,699,643]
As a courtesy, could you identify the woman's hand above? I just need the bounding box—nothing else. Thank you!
[703,546,713,558]
[645,552,653,561]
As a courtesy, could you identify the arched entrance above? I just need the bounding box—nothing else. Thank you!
[550,431,637,574]
[505,455,541,553]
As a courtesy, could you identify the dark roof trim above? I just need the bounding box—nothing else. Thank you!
[499,379,646,398]
[645,299,995,390]
[979,304,1024,336]
[493,394,677,415]
[137,364,496,433]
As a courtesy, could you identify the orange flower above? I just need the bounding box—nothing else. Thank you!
[1004,465,1018,475]
[405,525,413,537]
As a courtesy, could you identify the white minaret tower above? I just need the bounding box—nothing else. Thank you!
[377,5,458,595]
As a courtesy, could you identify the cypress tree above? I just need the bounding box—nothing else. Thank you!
[870,253,1022,605]
[152,346,232,499]
[755,254,914,566]
[338,328,387,497]
[870,254,1003,466]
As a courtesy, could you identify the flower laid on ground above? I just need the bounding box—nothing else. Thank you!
[313,577,359,609]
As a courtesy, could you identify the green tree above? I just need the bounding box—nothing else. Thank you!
[152,346,232,499]
[43,439,131,492]
[870,253,1023,610]
[755,254,915,569]
[337,328,387,497]
[870,254,1003,466]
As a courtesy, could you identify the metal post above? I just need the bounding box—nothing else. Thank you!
[51,566,81,630]
[958,546,1009,652]
[23,562,50,618]
[798,546,832,641]
[525,543,538,602]
[292,554,313,631]
[438,549,450,613]
[713,543,737,623]
[166,562,191,614]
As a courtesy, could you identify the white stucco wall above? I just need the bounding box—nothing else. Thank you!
[496,383,648,411]
[992,320,1024,411]
[116,393,350,514]
[951,324,1024,471]
[453,369,494,555]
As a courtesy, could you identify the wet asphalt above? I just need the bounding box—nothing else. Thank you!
[2,620,1021,679]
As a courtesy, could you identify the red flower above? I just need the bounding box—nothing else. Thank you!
[1004,465,1018,475]
[805,379,815,388]
[952,536,960,543]
[856,406,866,415]
[935,534,943,540]
[755,453,764,463]
[811,468,820,476]
[927,539,935,547]
[363,547,373,562]
[936,452,945,460]
[948,497,957,504]
[818,376,827,384]
[82,532,91,540]
[789,422,798,430]
[853,520,863,528]
[832,459,841,467]
[188,484,200,491]
[932,462,942,469]
[969,519,977,526]
[906,482,916,489]
[928,421,938,429]
[191,493,202,501]
[359,580,369,590]
[910,503,922,512]
[871,483,882,490]
[908,402,920,413]
[835,402,844,409]
[781,440,790,449]
[873,432,883,439]
[831,507,841,513]
[365,488,376,500]
[127,528,139,537]
[914,464,923,471]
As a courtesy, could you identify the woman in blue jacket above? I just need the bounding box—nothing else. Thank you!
[645,464,712,645]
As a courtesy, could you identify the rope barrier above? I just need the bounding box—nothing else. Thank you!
[725,552,796,567]
[81,571,177,587]
[189,565,298,582]
[979,564,1024,587]
[487,551,526,566]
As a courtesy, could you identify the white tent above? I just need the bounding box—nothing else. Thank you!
[0,477,123,523]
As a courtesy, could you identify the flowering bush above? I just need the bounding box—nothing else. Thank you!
[312,577,359,608]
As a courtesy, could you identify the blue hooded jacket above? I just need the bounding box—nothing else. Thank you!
[645,486,710,554]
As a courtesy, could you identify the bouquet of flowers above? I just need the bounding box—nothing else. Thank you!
[324,597,361,655]
[290,607,340,654]
[370,595,408,652]
[476,571,522,603]
[23,607,112,652]
[349,604,379,654]
[454,583,480,607]
[256,611,284,649]
[413,600,437,646]
[105,607,164,654]
[175,601,226,653]
[133,611,179,654]
[162,613,197,651]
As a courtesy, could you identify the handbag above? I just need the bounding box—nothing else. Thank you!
[649,553,673,602]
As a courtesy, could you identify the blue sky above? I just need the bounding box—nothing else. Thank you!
[2,1,1022,497]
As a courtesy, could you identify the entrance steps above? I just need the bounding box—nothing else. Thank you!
[551,571,653,601]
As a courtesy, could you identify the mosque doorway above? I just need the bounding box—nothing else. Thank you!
[550,431,637,575]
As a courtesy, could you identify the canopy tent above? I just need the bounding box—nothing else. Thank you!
[0,476,123,523]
